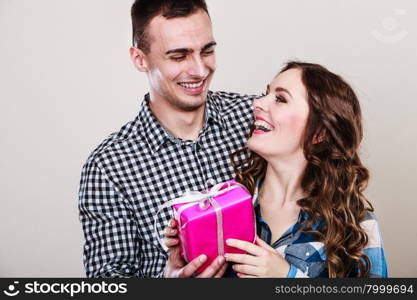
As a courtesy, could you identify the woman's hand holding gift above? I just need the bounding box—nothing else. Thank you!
[225,235,290,278]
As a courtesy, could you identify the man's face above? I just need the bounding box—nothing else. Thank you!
[143,9,216,111]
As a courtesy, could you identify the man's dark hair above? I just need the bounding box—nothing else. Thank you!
[131,0,209,53]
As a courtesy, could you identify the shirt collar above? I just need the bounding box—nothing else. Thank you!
[137,94,173,152]
[205,91,227,129]
[138,92,227,152]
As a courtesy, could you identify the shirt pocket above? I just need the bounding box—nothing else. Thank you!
[284,242,327,277]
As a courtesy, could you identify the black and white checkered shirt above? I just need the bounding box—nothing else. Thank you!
[79,91,256,277]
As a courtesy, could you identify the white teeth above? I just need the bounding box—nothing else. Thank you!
[179,81,204,89]
[254,120,274,131]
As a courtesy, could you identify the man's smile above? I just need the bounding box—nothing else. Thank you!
[177,79,207,95]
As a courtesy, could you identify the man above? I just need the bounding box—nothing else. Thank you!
[79,0,255,278]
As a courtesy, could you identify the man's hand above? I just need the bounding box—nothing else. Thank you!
[163,218,228,278]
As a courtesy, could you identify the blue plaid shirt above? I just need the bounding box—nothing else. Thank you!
[253,182,388,278]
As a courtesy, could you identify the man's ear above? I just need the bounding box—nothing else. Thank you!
[129,46,149,72]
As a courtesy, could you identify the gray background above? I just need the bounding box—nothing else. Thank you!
[0,0,416,277]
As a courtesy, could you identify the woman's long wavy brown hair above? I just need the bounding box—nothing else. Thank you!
[232,61,374,277]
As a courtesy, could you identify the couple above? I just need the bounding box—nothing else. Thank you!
[79,0,387,278]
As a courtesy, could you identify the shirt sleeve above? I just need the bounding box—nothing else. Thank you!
[286,212,388,278]
[360,214,388,278]
[78,160,142,277]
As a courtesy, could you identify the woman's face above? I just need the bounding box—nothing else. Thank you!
[247,68,310,160]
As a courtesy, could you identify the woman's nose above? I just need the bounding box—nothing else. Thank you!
[253,95,268,112]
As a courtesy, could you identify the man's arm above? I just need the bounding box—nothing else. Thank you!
[79,160,141,277]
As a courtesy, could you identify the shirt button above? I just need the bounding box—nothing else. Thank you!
[206,178,216,187]
[305,252,310,256]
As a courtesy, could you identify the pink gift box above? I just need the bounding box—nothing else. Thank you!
[173,180,256,274]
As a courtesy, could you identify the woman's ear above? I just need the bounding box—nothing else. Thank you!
[313,127,326,144]
[129,46,149,72]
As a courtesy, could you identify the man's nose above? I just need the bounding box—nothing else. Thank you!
[187,56,208,78]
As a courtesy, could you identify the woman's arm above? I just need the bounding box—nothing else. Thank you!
[360,213,388,277]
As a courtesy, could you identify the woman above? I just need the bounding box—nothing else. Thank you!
[165,61,388,277]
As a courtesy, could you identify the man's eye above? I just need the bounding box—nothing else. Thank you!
[275,95,287,103]
[202,50,215,56]
[170,56,185,61]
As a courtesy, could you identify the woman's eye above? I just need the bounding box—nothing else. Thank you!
[275,95,287,103]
